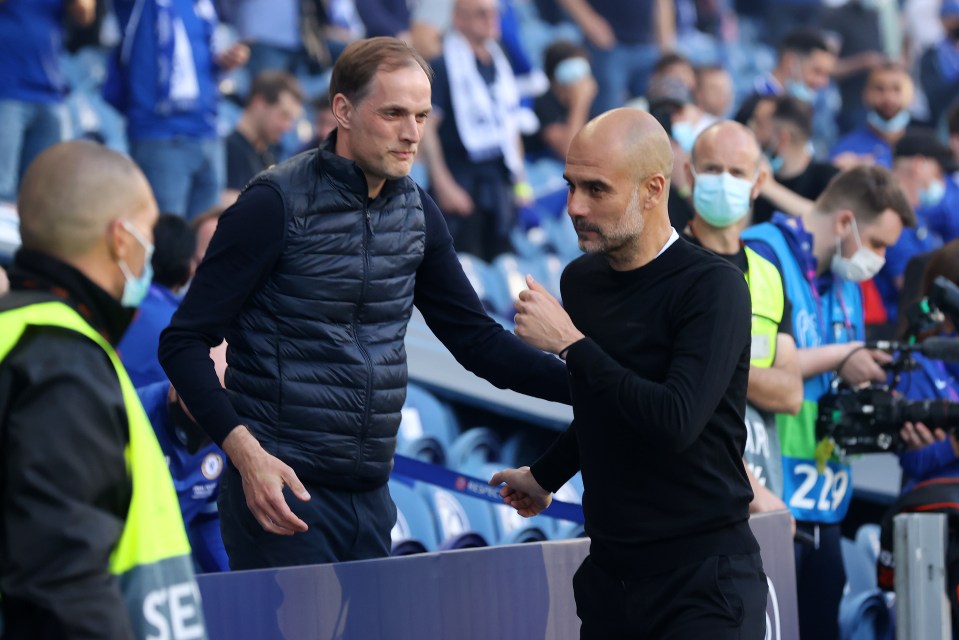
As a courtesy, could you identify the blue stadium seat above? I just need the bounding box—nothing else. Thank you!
[448,427,502,475]
[457,253,513,321]
[396,383,459,466]
[551,474,586,539]
[416,483,494,550]
[839,536,892,640]
[540,214,581,264]
[499,428,553,469]
[388,476,439,555]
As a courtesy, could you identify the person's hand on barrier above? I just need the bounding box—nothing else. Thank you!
[223,426,311,535]
[489,466,552,517]
[514,275,584,356]
[838,344,891,387]
[899,421,946,451]
[749,484,796,536]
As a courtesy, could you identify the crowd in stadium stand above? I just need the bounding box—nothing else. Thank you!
[4,0,959,638]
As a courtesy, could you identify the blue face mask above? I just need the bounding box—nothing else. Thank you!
[766,152,784,175]
[867,109,910,135]
[920,178,947,207]
[118,220,154,308]
[786,80,816,104]
[692,170,756,228]
[671,121,697,154]
[553,57,591,85]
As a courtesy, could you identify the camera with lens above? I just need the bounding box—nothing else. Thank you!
[815,277,959,455]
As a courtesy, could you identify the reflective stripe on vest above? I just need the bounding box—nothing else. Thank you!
[743,246,784,369]
[0,300,207,639]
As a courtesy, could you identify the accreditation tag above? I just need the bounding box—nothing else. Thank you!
[751,334,771,361]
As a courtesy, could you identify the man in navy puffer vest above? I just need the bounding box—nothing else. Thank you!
[160,37,571,569]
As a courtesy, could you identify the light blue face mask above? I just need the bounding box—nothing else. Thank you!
[786,80,816,104]
[919,178,947,207]
[672,121,697,154]
[766,152,784,175]
[867,109,910,135]
[692,170,756,228]
[554,57,591,85]
[118,220,154,308]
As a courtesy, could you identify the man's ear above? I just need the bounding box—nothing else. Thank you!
[107,218,127,262]
[834,208,855,238]
[645,174,668,210]
[332,93,353,130]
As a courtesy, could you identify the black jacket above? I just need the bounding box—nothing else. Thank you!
[0,250,135,639]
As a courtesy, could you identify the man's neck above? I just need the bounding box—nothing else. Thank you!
[606,219,673,271]
[799,208,832,275]
[236,116,266,152]
[333,134,385,199]
[778,145,811,179]
[689,215,741,255]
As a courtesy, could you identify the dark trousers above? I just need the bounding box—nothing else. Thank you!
[219,464,396,570]
[573,553,768,639]
[794,522,845,640]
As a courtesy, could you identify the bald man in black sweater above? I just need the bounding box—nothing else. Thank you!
[491,108,768,639]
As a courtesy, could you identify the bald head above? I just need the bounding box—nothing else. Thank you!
[573,108,674,183]
[18,141,157,262]
[691,120,762,171]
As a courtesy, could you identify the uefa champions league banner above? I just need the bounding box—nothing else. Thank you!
[196,510,798,640]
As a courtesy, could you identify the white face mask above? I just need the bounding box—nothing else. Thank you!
[830,217,885,282]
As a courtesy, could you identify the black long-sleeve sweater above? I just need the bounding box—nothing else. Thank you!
[159,183,571,447]
[531,236,759,579]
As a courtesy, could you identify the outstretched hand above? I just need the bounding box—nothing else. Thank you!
[489,466,552,518]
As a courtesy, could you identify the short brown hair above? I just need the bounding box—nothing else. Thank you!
[329,37,432,105]
[249,71,304,106]
[815,165,915,228]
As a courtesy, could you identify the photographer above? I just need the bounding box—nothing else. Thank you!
[894,240,959,488]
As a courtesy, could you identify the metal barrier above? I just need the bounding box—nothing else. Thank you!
[196,510,798,640]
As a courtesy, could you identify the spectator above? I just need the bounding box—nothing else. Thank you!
[420,0,528,260]
[830,63,915,170]
[522,39,596,162]
[644,75,706,230]
[355,0,412,39]
[920,0,959,127]
[743,166,913,640]
[296,93,339,154]
[106,0,249,219]
[0,140,205,638]
[220,0,331,82]
[877,129,957,325]
[818,0,887,134]
[0,0,95,204]
[557,0,676,116]
[683,121,803,518]
[695,65,735,119]
[225,71,305,200]
[650,52,697,93]
[191,204,225,268]
[754,28,836,104]
[763,0,823,49]
[119,213,197,387]
[735,93,779,154]
[159,37,570,570]
[137,377,231,574]
[754,96,838,225]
